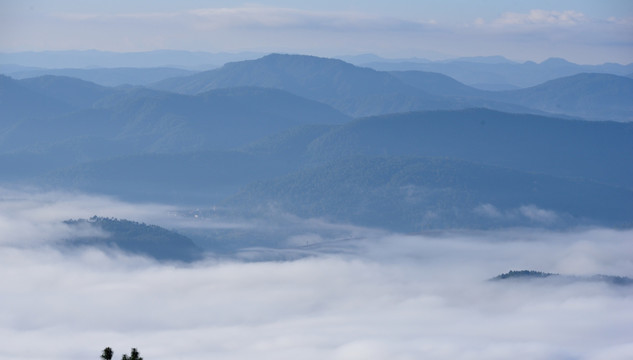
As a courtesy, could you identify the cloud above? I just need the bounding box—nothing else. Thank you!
[473,204,561,224]
[473,203,504,218]
[52,7,435,33]
[467,9,633,55]
[493,9,587,26]
[518,205,559,224]
[1,190,632,359]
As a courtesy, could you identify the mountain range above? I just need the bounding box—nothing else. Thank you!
[152,54,633,121]
[362,56,633,89]
[1,52,632,255]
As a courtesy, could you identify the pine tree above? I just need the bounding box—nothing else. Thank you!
[101,347,113,360]
[122,348,142,360]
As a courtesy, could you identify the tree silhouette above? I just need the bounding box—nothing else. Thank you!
[121,348,143,360]
[101,347,113,360]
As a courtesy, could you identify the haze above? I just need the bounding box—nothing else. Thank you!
[1,1,632,360]
[1,0,632,64]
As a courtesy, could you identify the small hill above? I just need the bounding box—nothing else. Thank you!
[64,216,203,262]
[492,270,633,286]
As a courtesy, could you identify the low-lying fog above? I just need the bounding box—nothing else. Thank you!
[1,188,632,360]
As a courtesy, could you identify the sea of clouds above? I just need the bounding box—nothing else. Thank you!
[1,188,632,360]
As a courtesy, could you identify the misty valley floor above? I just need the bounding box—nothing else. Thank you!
[1,191,633,360]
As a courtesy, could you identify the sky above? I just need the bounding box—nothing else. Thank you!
[1,188,633,359]
[1,0,632,64]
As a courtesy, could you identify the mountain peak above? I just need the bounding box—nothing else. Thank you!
[250,53,352,66]
[540,57,574,66]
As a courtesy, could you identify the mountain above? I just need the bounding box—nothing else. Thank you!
[27,108,631,213]
[0,75,72,128]
[387,71,633,121]
[241,124,338,163]
[97,86,349,152]
[64,216,203,262]
[498,73,633,122]
[152,53,463,117]
[229,156,633,231]
[155,54,630,120]
[0,75,122,151]
[19,75,119,108]
[305,109,633,189]
[2,53,631,236]
[388,70,484,97]
[338,54,434,65]
[0,84,349,155]
[363,57,633,88]
[8,67,197,87]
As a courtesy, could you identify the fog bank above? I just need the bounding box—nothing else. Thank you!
[1,189,632,360]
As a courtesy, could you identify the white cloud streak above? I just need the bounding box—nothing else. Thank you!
[474,204,560,225]
[1,190,632,359]
[492,9,587,26]
[53,7,435,32]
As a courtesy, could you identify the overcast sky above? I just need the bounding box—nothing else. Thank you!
[1,0,632,63]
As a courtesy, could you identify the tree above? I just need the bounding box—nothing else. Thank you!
[101,347,113,360]
[122,348,143,360]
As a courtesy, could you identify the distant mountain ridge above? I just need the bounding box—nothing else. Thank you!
[7,67,197,87]
[386,71,633,122]
[153,53,465,117]
[496,73,633,122]
[153,54,632,121]
[362,56,633,88]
